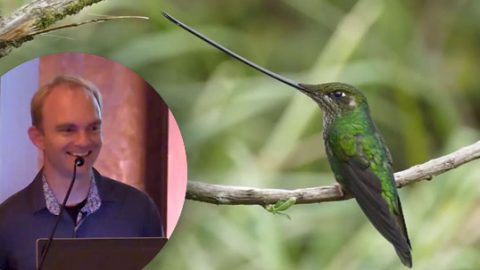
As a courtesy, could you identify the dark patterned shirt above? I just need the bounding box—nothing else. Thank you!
[42,176,101,229]
[0,168,164,270]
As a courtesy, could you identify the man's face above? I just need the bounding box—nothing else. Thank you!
[29,85,103,178]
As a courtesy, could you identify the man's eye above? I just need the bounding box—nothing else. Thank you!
[91,125,101,132]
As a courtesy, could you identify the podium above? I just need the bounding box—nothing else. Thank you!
[36,237,167,270]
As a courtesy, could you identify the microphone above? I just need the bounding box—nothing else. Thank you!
[75,156,85,167]
[38,157,83,269]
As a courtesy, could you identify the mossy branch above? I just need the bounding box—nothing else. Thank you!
[0,0,104,57]
[186,140,480,205]
[0,0,146,58]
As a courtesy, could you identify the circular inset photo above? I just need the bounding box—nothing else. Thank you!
[0,53,187,270]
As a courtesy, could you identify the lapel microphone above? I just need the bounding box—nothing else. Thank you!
[38,156,85,270]
[75,156,85,167]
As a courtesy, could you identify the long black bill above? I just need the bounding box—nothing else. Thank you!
[162,12,306,92]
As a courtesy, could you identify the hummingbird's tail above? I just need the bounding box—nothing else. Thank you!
[393,197,412,268]
[395,246,412,268]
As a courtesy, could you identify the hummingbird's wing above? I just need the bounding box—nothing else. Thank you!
[340,157,412,267]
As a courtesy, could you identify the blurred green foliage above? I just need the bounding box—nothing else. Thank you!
[1,0,480,269]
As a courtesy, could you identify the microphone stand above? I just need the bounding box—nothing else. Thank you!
[38,157,85,270]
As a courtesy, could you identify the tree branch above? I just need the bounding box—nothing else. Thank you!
[186,140,480,205]
[27,15,148,37]
[0,0,105,58]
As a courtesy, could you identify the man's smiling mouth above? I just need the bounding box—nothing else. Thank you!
[66,150,92,158]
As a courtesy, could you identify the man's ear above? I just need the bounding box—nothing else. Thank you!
[28,126,45,150]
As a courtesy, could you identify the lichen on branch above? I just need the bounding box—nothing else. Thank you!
[0,0,104,57]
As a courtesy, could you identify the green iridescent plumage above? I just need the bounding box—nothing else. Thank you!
[300,83,412,267]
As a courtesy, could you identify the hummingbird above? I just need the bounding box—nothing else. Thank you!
[162,12,412,267]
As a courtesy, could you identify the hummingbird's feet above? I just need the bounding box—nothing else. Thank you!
[334,183,346,198]
[264,197,297,220]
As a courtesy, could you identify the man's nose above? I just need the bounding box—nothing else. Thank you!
[74,131,92,146]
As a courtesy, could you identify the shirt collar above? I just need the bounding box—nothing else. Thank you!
[40,172,102,216]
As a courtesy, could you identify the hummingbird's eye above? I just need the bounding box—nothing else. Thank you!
[330,91,345,98]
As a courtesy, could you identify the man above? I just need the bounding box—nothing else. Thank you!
[0,75,164,269]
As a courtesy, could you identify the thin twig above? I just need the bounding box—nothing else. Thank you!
[29,15,149,36]
[186,140,480,205]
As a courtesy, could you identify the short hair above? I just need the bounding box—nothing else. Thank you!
[31,75,103,128]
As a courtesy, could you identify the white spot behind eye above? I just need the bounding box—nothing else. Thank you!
[348,98,357,107]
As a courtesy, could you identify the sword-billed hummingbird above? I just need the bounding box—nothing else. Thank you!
[163,12,412,267]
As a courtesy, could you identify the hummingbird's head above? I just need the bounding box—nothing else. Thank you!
[298,82,368,117]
